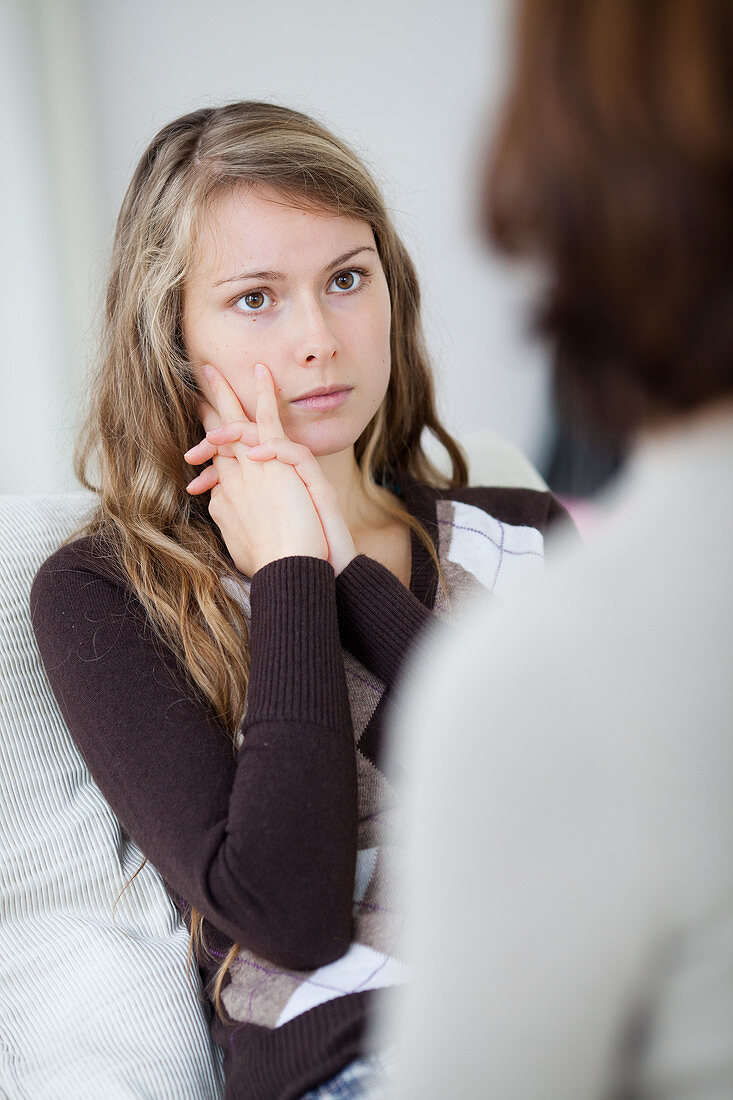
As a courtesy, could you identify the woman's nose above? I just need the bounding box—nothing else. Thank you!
[293,300,340,366]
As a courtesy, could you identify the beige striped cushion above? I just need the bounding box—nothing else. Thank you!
[0,493,223,1099]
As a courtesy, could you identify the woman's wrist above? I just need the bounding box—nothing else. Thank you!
[331,547,358,578]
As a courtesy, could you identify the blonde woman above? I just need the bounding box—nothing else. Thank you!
[31,102,568,1099]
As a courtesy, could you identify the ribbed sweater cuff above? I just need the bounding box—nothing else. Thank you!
[246,556,349,727]
[335,554,431,686]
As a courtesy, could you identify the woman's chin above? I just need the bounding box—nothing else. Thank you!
[286,416,365,458]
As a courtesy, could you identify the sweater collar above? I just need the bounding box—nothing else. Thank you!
[398,476,441,611]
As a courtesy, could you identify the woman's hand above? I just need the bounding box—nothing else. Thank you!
[183,393,259,493]
[243,438,357,576]
[186,366,358,576]
[185,363,328,577]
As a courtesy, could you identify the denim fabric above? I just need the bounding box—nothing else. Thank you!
[299,1049,395,1099]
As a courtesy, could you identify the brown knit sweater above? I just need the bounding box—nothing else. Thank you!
[30,481,569,1099]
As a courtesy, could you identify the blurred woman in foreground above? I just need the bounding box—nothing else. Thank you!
[390,1,733,1096]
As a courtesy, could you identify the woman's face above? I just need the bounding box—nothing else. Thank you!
[182,185,392,456]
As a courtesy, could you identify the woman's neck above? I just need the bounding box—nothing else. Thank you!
[316,447,396,533]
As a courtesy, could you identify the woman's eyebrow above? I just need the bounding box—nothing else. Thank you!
[323,245,377,273]
[213,245,377,287]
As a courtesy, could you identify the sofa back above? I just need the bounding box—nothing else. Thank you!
[0,493,224,1099]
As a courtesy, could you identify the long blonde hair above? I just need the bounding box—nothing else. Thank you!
[76,100,467,1010]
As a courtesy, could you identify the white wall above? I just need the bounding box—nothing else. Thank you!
[3,0,551,494]
[1,0,103,495]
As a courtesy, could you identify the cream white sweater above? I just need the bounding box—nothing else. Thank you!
[393,412,733,1099]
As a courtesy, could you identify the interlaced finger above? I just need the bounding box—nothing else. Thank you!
[186,464,220,495]
[254,363,286,444]
[206,421,259,447]
[201,364,253,427]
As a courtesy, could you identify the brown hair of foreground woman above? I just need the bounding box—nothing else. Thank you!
[484,0,733,436]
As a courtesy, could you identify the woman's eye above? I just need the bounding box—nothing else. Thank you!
[329,270,362,293]
[234,290,272,312]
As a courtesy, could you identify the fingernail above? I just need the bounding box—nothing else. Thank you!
[254,363,265,379]
[205,429,222,439]
[184,447,194,458]
[203,365,213,381]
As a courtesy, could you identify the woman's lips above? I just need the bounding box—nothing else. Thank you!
[290,388,352,411]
